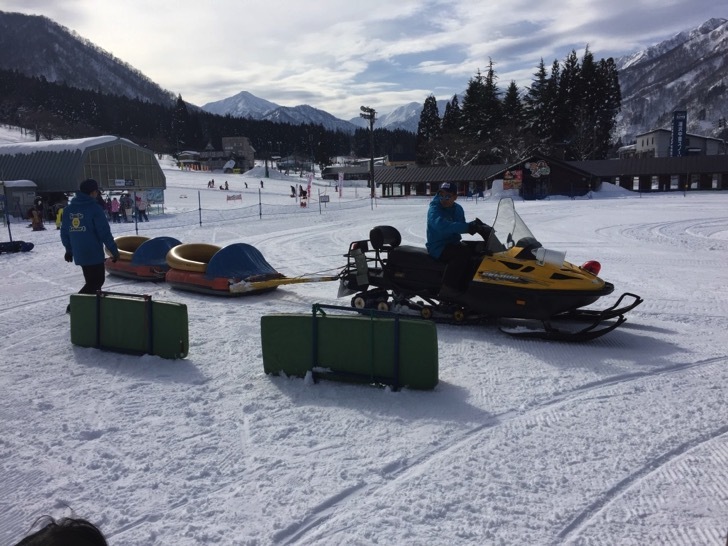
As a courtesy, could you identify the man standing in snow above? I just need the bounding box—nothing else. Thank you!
[60,179,119,310]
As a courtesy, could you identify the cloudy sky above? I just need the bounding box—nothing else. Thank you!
[2,1,725,119]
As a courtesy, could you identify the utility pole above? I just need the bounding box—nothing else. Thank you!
[360,106,376,199]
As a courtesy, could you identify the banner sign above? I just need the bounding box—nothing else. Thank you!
[670,110,687,157]
[526,161,550,178]
[503,169,523,190]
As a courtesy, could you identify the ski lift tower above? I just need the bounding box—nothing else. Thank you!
[360,106,376,199]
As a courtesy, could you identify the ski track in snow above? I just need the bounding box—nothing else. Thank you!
[271,356,728,545]
[555,424,728,545]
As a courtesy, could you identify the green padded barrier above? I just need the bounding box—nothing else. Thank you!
[261,305,438,390]
[70,292,189,359]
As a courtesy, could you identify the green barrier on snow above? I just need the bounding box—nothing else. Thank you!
[70,292,189,359]
[261,305,438,390]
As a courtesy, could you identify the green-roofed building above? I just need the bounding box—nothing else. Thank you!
[0,136,166,200]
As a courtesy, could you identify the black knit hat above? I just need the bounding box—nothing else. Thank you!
[79,179,99,194]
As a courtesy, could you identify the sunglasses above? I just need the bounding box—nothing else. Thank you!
[438,192,456,201]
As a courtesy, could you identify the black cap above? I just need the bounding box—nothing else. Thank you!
[79,179,99,194]
[439,182,456,193]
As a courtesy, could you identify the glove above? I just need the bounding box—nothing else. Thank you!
[467,220,479,235]
[112,254,119,263]
[64,251,73,262]
[477,224,493,241]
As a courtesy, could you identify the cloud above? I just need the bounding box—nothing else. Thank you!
[4,0,726,119]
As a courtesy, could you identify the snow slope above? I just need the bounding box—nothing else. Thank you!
[1,129,727,544]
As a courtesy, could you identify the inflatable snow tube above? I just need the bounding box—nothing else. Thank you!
[166,243,221,273]
[106,236,182,280]
[165,242,284,296]
[0,241,34,254]
[108,235,150,261]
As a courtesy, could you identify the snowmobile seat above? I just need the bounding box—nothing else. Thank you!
[388,245,444,271]
[369,225,401,251]
[386,245,446,289]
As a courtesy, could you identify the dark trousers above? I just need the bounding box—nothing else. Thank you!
[79,263,107,294]
[439,243,473,290]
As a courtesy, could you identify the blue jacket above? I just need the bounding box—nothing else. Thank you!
[426,195,469,258]
[60,191,119,266]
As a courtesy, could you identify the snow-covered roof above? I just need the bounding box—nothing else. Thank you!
[634,128,723,142]
[0,135,165,193]
[0,135,124,156]
[1,179,37,188]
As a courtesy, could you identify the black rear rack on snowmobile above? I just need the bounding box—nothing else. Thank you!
[341,225,402,292]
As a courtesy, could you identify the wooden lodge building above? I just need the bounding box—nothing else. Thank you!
[373,154,728,199]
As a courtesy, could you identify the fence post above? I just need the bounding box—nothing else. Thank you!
[133,191,139,235]
[198,190,202,226]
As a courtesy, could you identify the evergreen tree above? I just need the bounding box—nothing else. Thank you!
[415,94,441,165]
[441,94,462,134]
[500,81,531,163]
[569,46,599,159]
[553,50,580,156]
[434,94,480,166]
[170,95,203,151]
[483,60,504,163]
[481,59,503,141]
[502,81,524,128]
[459,61,503,164]
[554,48,622,160]
[460,69,489,140]
[523,59,557,152]
[595,57,622,158]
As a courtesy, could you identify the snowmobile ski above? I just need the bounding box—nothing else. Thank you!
[550,292,643,322]
[498,314,627,342]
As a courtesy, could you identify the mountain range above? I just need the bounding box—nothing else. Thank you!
[0,10,725,144]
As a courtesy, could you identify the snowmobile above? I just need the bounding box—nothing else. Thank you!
[338,197,642,341]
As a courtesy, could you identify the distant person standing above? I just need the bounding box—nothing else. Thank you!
[55,204,64,230]
[119,193,131,222]
[135,195,149,221]
[110,197,121,223]
[60,179,119,311]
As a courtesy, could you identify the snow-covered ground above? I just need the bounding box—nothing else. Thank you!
[2,127,728,545]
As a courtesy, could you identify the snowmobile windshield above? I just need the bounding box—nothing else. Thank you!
[491,198,538,249]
